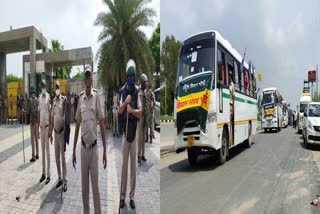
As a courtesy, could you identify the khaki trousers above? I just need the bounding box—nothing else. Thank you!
[30,123,39,158]
[120,136,136,200]
[81,145,101,214]
[137,119,145,158]
[54,131,67,182]
[40,126,50,177]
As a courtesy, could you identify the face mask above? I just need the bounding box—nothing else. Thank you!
[127,78,134,85]
[41,89,46,95]
[56,89,60,96]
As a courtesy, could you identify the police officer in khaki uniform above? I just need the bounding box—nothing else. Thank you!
[38,80,53,184]
[119,59,142,209]
[72,64,107,214]
[51,80,67,192]
[25,91,39,162]
[137,74,148,164]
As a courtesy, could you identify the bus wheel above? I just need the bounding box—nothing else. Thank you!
[187,148,198,165]
[245,123,252,148]
[218,128,228,165]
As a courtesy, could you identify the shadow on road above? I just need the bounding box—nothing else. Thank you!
[37,186,64,214]
[168,142,254,173]
[299,141,320,151]
[16,161,33,171]
[24,181,46,201]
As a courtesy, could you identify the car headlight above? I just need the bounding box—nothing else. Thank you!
[308,121,313,130]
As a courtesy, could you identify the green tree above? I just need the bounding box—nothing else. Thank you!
[72,68,84,79]
[94,0,156,91]
[6,74,22,83]
[49,40,72,79]
[149,22,160,73]
[313,92,320,102]
[160,35,182,115]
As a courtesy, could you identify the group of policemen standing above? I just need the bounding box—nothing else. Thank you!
[15,59,154,213]
[0,94,14,124]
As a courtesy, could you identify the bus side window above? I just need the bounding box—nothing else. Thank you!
[241,67,245,93]
[237,62,242,92]
[249,71,253,97]
[244,68,249,95]
[234,60,240,91]
[217,48,226,86]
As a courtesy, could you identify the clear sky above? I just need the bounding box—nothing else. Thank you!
[0,0,160,78]
[161,0,320,109]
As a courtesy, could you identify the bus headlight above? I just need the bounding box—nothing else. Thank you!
[207,112,217,123]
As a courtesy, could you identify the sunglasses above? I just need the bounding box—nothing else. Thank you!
[127,74,135,79]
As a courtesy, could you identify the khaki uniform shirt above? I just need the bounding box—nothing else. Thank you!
[53,95,66,132]
[38,93,51,127]
[75,88,103,144]
[29,96,38,125]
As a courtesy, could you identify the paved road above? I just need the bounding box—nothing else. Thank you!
[161,127,320,214]
[160,122,175,152]
[0,123,160,214]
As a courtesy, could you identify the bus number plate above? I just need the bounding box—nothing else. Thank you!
[187,136,194,146]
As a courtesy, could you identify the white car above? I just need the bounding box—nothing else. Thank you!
[302,102,320,148]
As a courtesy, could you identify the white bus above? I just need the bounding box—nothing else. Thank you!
[298,92,312,133]
[174,31,257,165]
[261,88,283,132]
[282,100,288,128]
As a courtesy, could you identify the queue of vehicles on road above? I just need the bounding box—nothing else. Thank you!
[172,30,320,167]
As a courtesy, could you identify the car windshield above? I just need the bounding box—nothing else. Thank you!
[308,104,320,117]
[178,39,214,81]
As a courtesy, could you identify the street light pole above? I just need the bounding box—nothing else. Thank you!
[317,64,319,98]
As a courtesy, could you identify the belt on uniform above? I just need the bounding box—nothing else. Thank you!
[40,124,49,128]
[54,127,64,134]
[113,107,118,110]
[81,137,97,149]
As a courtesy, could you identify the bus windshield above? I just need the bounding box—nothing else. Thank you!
[178,39,214,81]
[300,103,308,113]
[262,91,274,105]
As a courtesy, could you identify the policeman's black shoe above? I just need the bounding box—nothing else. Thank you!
[56,180,62,189]
[39,174,46,183]
[30,158,36,162]
[120,199,125,208]
[35,155,39,159]
[45,177,50,185]
[63,183,67,192]
[113,133,115,137]
[130,200,136,209]
[142,156,147,162]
